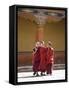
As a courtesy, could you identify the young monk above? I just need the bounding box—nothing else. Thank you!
[39,41,47,76]
[46,41,54,75]
[32,42,41,76]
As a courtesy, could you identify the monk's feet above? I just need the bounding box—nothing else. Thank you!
[47,72,52,75]
[33,72,39,76]
[36,73,39,76]
[41,72,45,76]
[33,72,36,76]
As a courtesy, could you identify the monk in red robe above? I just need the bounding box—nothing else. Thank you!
[39,41,47,76]
[32,42,40,76]
[46,41,54,75]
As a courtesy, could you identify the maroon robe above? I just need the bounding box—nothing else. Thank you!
[46,47,54,64]
[39,47,47,72]
[46,47,54,74]
[32,47,40,72]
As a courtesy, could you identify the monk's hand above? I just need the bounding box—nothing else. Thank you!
[51,58,54,64]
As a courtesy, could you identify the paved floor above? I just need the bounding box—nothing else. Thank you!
[17,69,65,82]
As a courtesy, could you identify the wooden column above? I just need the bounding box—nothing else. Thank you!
[36,25,44,42]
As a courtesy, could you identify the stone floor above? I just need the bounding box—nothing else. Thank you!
[17,69,65,82]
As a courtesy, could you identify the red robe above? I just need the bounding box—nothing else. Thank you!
[32,47,40,72]
[39,47,47,72]
[46,47,54,64]
[46,47,54,74]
